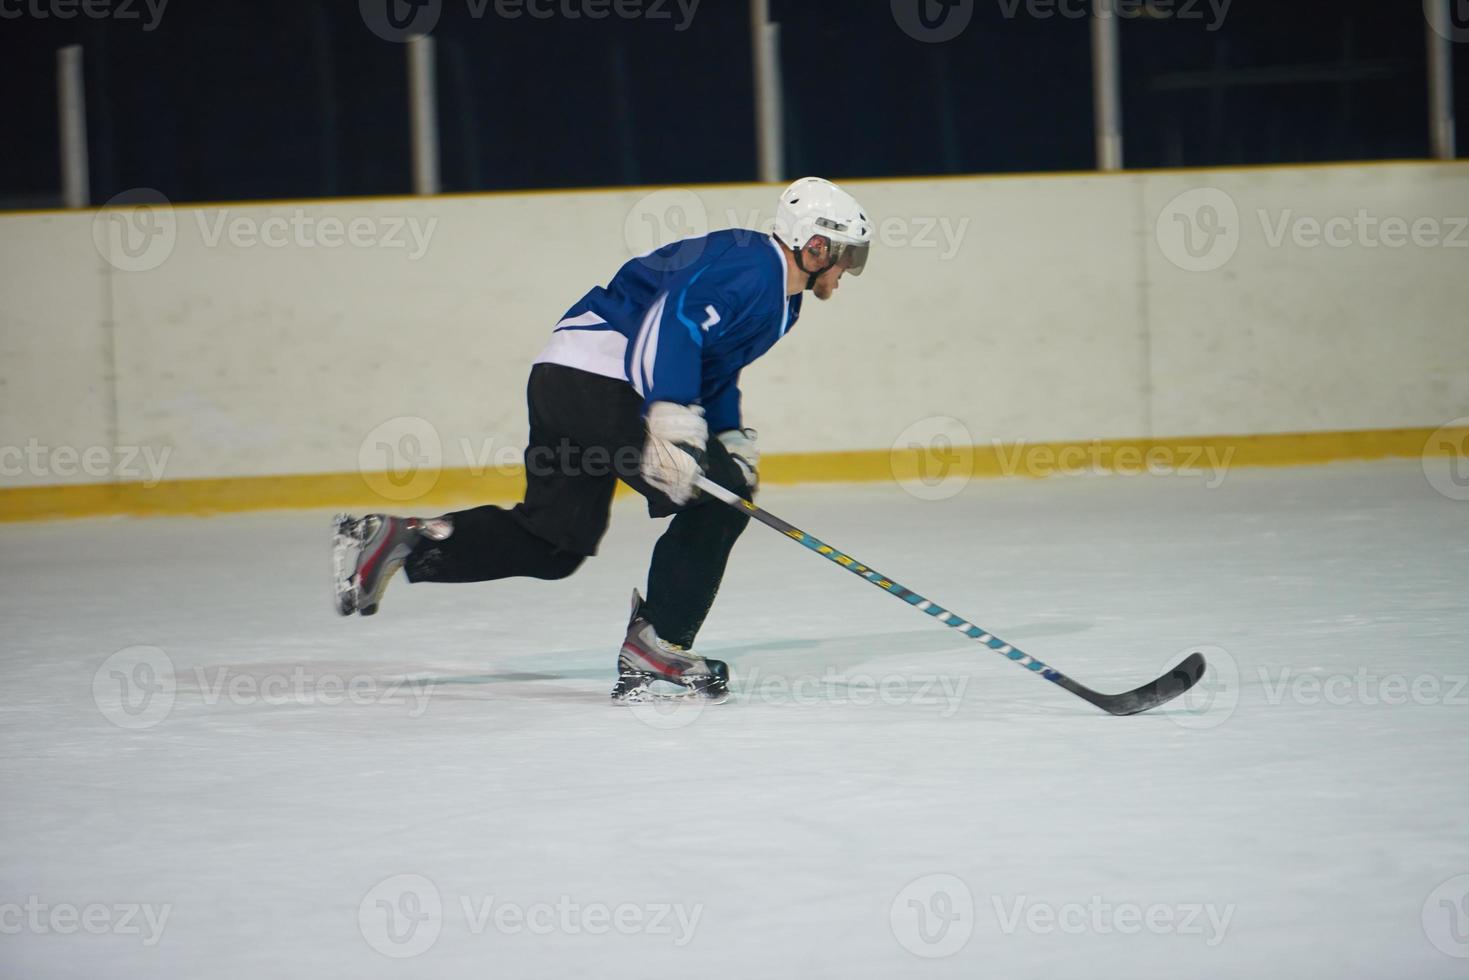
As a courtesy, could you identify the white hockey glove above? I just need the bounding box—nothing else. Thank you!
[642,402,708,505]
[717,428,759,488]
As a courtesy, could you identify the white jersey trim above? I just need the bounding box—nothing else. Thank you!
[766,235,792,337]
[532,327,629,382]
[554,310,608,329]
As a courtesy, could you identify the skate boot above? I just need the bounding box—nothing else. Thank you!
[610,590,729,704]
[332,513,451,616]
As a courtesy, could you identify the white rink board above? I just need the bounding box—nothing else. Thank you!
[1,163,1467,488]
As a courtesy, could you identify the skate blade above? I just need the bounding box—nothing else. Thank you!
[330,514,362,616]
[610,683,729,706]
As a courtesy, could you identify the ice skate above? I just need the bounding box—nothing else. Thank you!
[332,513,450,616]
[610,590,729,704]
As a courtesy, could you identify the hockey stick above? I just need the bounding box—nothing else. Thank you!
[695,476,1207,716]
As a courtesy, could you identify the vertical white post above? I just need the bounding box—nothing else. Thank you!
[57,45,90,208]
[751,0,784,183]
[407,34,440,196]
[1426,0,1457,160]
[1091,0,1123,171]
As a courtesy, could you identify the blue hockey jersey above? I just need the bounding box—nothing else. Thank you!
[533,230,801,433]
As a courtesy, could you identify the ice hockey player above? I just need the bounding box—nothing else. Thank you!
[333,177,872,703]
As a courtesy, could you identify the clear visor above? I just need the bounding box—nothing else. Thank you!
[828,239,869,276]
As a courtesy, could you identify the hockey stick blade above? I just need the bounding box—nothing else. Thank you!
[694,476,1209,716]
[1051,650,1207,716]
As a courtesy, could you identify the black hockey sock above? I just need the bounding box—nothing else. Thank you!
[640,471,751,649]
[404,505,585,584]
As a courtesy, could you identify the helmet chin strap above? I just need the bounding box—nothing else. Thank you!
[795,242,833,291]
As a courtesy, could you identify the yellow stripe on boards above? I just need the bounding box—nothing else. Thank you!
[1,426,1464,523]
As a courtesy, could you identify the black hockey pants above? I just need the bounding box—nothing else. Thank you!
[403,363,752,648]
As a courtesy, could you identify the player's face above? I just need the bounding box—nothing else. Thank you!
[811,260,845,300]
[804,236,847,301]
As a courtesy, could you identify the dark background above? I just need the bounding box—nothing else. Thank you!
[2,0,1465,207]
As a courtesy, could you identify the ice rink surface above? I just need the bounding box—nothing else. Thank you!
[2,460,1467,979]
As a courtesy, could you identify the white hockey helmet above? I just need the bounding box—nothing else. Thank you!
[772,176,872,277]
